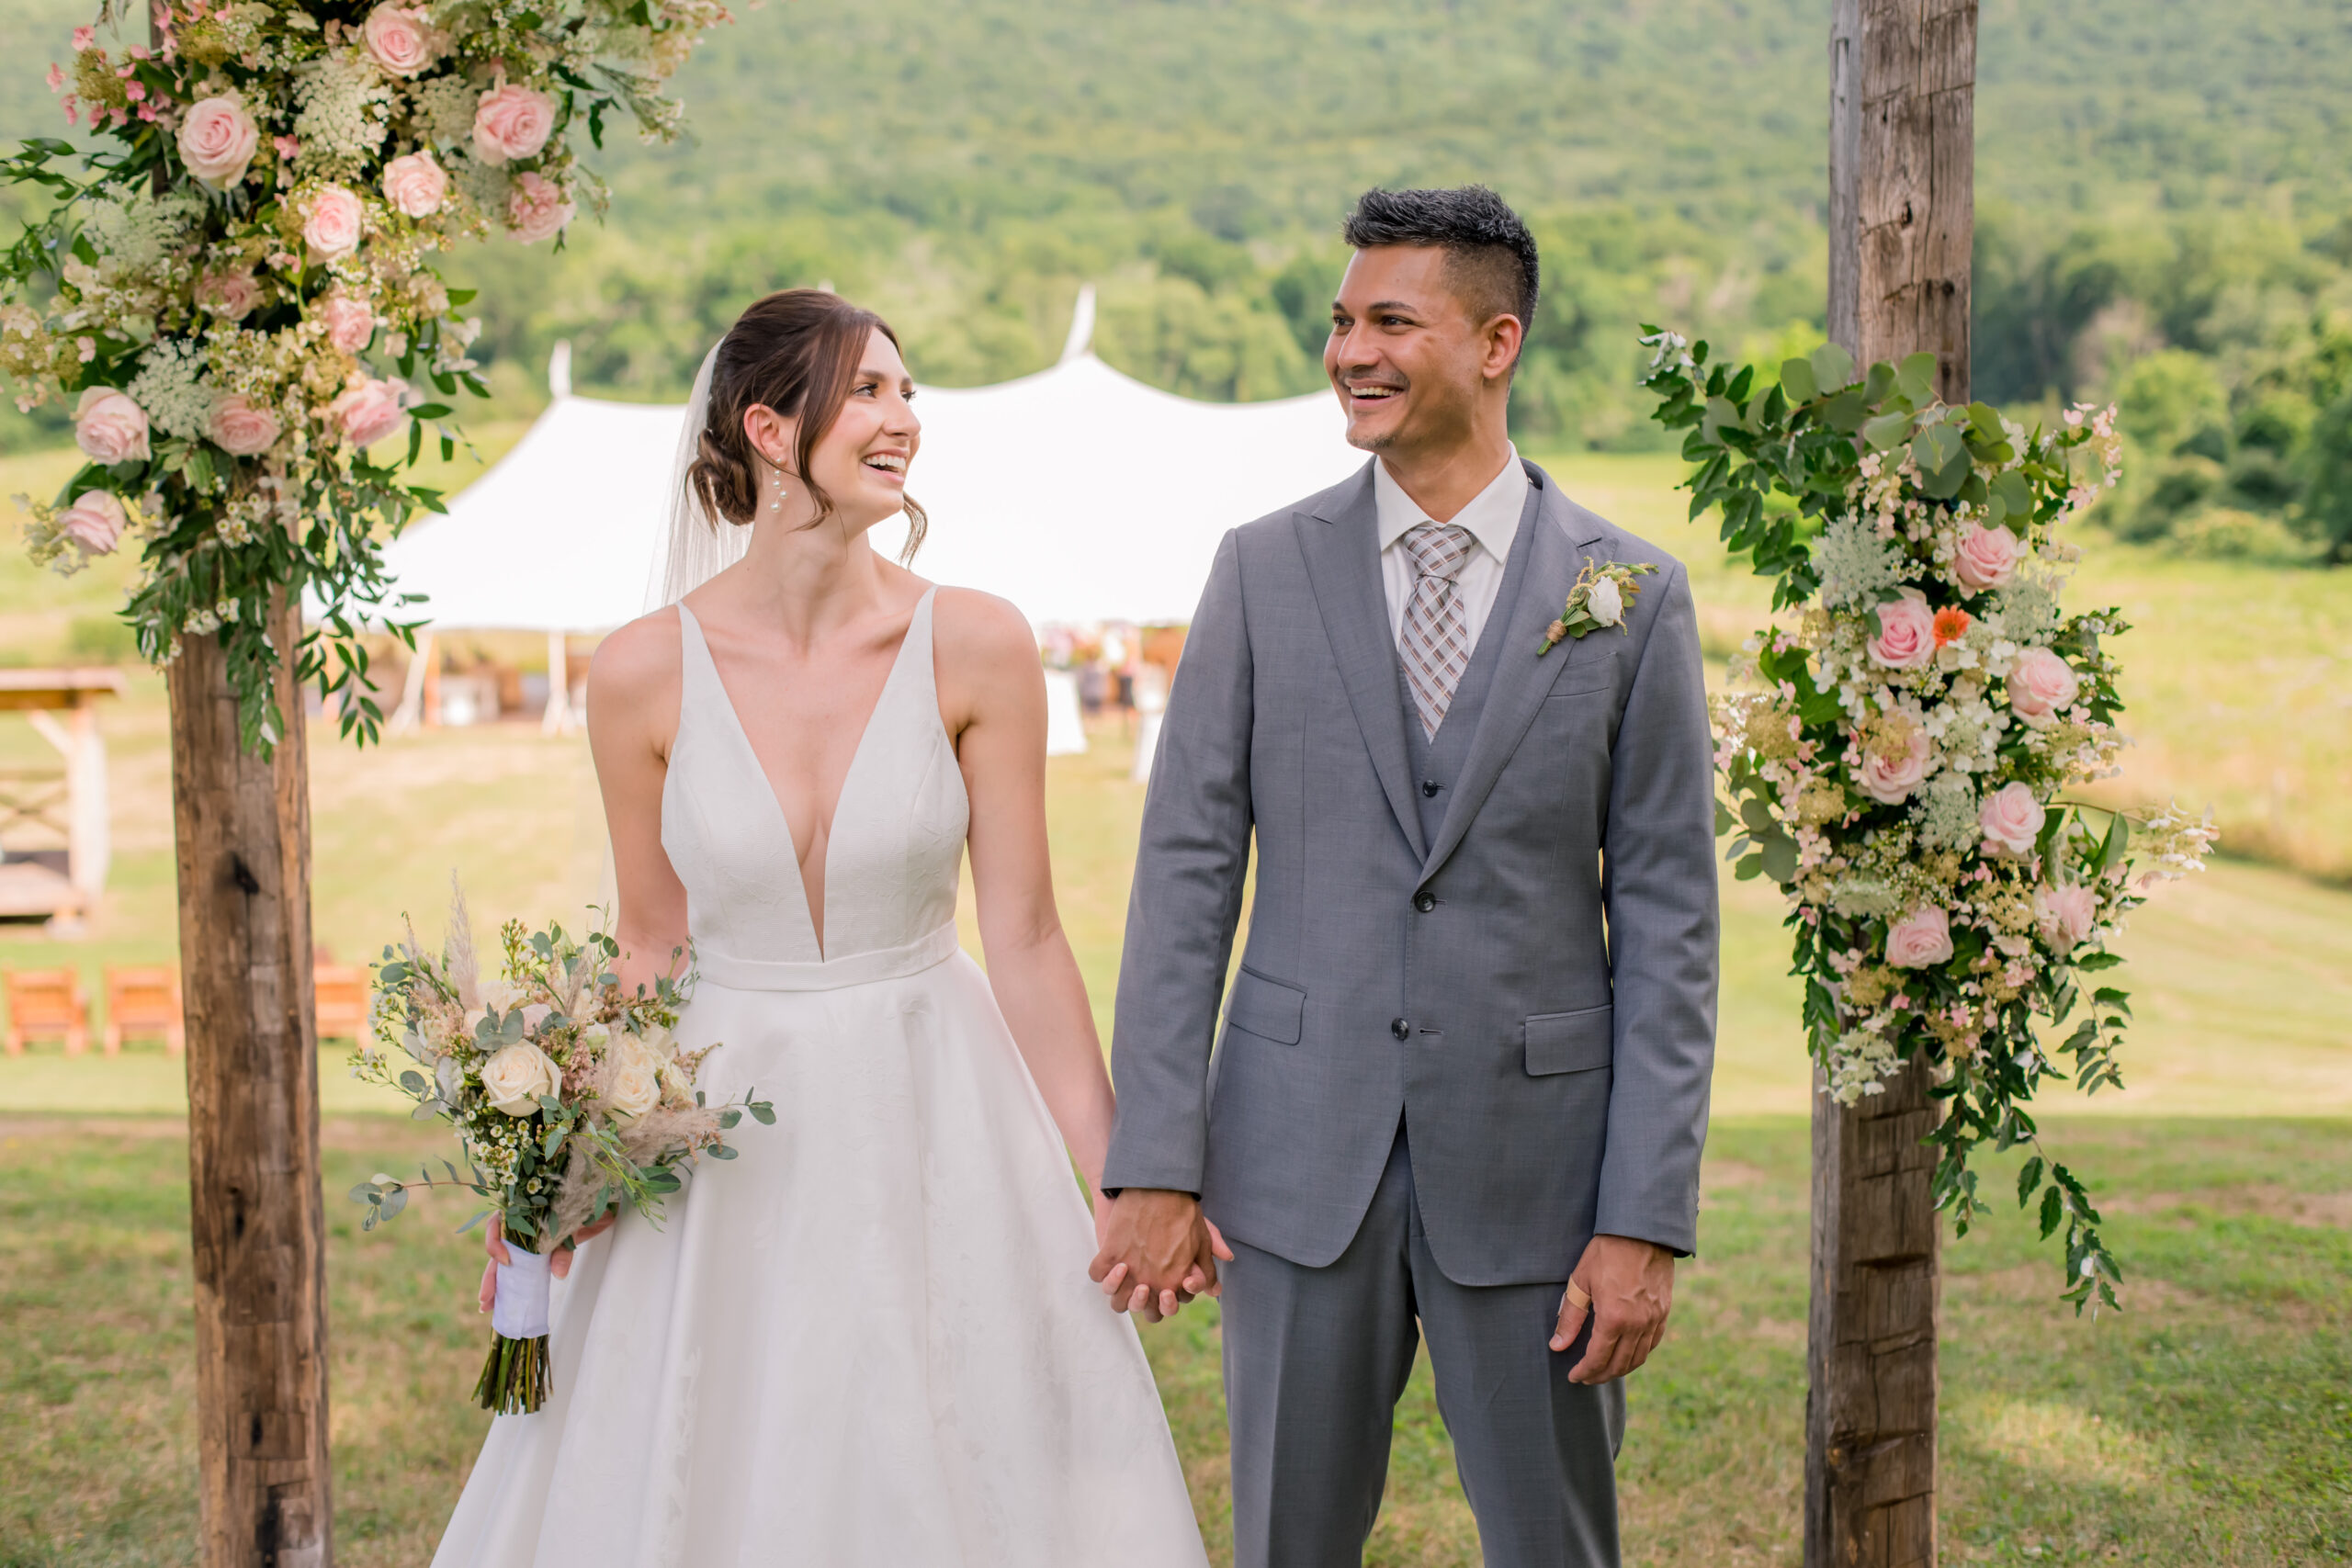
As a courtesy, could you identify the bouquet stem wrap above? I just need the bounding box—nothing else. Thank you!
[478,1246,554,1415]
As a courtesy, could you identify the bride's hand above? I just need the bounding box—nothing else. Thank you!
[476,1214,619,1312]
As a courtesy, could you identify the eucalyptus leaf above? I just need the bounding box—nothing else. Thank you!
[1779,357,1818,404]
[1862,410,1914,451]
[1894,350,1939,404]
[1807,340,1854,391]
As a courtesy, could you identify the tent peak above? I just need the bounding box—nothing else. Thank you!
[1057,284,1096,366]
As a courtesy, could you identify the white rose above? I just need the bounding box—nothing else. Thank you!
[479,1041,561,1116]
[478,976,526,1015]
[604,1041,663,1120]
[1585,575,1624,627]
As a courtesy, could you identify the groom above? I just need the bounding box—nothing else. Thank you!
[1093,186,1718,1567]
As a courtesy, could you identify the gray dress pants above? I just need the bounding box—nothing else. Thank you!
[1219,1126,1626,1568]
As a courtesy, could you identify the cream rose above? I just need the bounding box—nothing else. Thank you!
[303,185,365,259]
[2006,646,2080,727]
[1855,726,1930,805]
[1584,575,1624,628]
[177,96,259,188]
[480,1040,562,1117]
[504,171,575,244]
[603,1042,663,1120]
[329,375,408,448]
[1979,781,2047,858]
[74,388,151,464]
[1952,523,2023,592]
[472,83,555,165]
[318,291,376,355]
[2033,882,2098,949]
[1885,905,1953,970]
[360,3,445,77]
[195,271,263,320]
[381,150,448,218]
[56,491,127,555]
[1866,589,1936,671]
[207,395,281,457]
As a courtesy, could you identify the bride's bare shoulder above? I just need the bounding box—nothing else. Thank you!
[586,605,684,712]
[931,586,1037,676]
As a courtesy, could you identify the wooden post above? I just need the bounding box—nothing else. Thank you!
[170,592,332,1568]
[1813,5,1976,1568]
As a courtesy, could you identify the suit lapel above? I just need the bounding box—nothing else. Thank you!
[1293,463,1427,861]
[1418,464,1609,886]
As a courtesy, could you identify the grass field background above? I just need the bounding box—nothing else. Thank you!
[0,443,2345,1563]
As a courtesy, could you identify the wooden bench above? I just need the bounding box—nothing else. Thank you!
[6,966,90,1055]
[314,962,369,1043]
[104,964,184,1056]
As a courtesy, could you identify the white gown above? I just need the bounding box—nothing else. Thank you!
[432,589,1208,1567]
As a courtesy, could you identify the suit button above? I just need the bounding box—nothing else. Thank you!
[1390,1017,1411,1041]
[1413,892,1436,913]
[1421,779,1441,798]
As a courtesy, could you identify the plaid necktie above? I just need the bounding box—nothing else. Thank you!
[1398,522,1476,739]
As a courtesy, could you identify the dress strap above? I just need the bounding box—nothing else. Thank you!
[671,601,727,743]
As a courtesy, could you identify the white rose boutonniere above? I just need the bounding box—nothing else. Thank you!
[1538,559,1658,656]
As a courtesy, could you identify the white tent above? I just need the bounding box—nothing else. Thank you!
[378,290,1363,636]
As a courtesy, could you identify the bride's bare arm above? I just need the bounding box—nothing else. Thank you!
[937,589,1117,1195]
[586,611,691,998]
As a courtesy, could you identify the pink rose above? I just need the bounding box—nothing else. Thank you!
[1866,589,1936,671]
[360,3,444,77]
[56,490,127,555]
[177,96,259,188]
[504,171,575,244]
[381,150,448,219]
[74,388,151,464]
[1885,906,1954,970]
[329,375,408,448]
[208,394,281,457]
[472,84,555,165]
[1855,726,1929,806]
[1952,523,2023,592]
[195,271,263,320]
[2033,883,2098,950]
[1979,781,2047,858]
[318,291,377,355]
[303,185,365,259]
[2007,646,2080,727]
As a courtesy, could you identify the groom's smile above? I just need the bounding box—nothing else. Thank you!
[1324,242,1514,467]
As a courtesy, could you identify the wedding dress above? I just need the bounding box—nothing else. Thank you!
[432,588,1208,1566]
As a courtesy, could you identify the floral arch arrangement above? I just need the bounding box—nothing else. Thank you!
[0,0,732,750]
[1642,332,2220,1312]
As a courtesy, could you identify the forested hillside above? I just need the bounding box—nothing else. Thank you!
[3,0,2349,554]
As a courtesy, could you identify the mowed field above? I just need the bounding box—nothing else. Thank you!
[0,446,2346,1564]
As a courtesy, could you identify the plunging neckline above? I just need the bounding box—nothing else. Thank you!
[677,590,934,961]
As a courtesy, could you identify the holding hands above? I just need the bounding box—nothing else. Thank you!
[1090,1188,1234,1321]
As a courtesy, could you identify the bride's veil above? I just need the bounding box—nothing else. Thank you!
[644,343,749,611]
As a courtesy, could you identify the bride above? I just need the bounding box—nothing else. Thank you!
[433,289,1213,1565]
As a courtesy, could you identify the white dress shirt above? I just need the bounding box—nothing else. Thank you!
[1374,444,1531,649]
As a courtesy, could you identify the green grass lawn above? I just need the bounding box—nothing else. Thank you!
[0,445,2346,1562]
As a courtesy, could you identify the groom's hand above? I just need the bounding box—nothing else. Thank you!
[1090,1189,1233,1319]
[1552,1233,1676,1384]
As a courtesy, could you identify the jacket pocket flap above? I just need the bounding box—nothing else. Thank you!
[1524,1005,1613,1075]
[1225,968,1306,1044]
[1546,649,1619,698]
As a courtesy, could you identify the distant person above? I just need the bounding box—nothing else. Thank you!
[1093,186,1721,1567]
[443,290,1209,1565]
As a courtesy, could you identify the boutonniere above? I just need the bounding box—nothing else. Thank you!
[1537,560,1658,655]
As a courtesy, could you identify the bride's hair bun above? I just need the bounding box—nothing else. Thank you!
[687,288,928,561]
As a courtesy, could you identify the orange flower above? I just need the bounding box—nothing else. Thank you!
[1932,605,1972,647]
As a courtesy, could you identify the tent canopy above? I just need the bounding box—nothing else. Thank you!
[374,296,1365,633]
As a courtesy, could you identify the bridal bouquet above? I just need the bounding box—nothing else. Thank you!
[1642,333,2219,1312]
[351,886,770,1412]
[0,0,734,752]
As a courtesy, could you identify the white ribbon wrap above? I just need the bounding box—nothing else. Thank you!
[491,1247,553,1339]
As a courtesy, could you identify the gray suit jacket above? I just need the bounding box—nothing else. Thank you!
[1102,457,1719,1285]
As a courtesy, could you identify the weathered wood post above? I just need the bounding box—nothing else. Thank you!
[1811,4,1977,1567]
[170,592,332,1568]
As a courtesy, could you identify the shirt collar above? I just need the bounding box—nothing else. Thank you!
[1373,444,1528,563]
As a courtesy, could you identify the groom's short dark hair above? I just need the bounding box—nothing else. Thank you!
[1341,186,1540,333]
